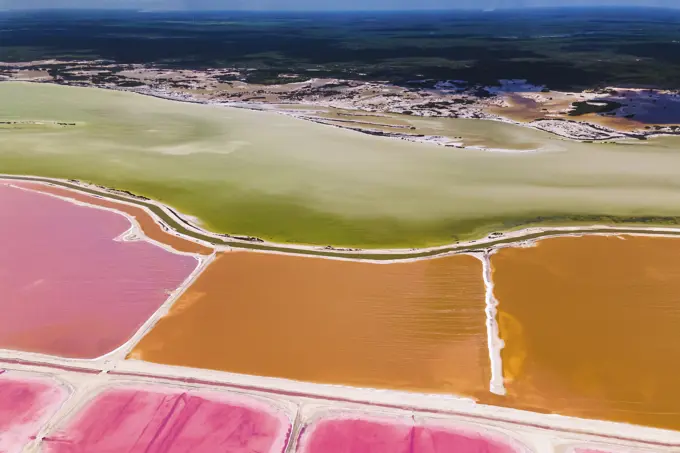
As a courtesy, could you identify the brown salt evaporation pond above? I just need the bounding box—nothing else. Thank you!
[492,235,680,431]
[131,251,490,399]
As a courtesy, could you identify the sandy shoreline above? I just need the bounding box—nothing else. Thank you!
[6,79,679,149]
[89,83,675,147]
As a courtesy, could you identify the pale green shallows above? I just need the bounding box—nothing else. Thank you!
[3,81,680,248]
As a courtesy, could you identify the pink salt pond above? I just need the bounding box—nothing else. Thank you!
[0,374,69,453]
[41,387,292,453]
[0,183,198,359]
[298,417,523,453]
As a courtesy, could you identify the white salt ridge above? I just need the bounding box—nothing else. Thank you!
[480,252,506,396]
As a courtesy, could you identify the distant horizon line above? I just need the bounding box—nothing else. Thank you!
[2,5,679,13]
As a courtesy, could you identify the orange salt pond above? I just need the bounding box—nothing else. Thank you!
[491,235,680,431]
[131,251,490,398]
[13,181,212,255]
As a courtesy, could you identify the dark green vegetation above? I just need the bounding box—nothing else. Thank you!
[568,100,623,116]
[2,7,680,90]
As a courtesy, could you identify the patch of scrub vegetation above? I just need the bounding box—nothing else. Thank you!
[5,82,680,249]
[568,100,623,116]
[0,120,78,126]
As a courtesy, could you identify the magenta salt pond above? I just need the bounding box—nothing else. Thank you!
[0,374,69,453]
[297,416,525,453]
[41,386,292,453]
[0,183,198,358]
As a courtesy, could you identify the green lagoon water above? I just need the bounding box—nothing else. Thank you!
[3,81,680,248]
